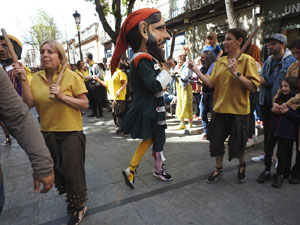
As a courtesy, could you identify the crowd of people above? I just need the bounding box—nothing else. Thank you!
[1,6,300,225]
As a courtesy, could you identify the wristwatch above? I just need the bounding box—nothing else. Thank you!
[234,72,241,78]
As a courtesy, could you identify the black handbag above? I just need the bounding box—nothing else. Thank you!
[85,80,97,91]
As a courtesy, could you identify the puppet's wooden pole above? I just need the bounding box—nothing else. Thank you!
[235,27,260,60]
[169,29,177,58]
[1,28,18,63]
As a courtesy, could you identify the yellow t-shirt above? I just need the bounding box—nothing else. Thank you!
[208,54,260,115]
[30,67,88,131]
[75,69,89,81]
[25,66,33,86]
[106,68,127,100]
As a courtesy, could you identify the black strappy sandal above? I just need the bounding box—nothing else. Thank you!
[238,163,246,183]
[68,206,88,225]
[206,167,223,184]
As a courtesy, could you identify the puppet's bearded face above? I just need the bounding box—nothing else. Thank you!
[146,17,170,63]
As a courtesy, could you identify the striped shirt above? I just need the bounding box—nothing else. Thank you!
[0,64,22,96]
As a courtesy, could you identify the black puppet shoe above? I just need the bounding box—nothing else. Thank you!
[153,164,173,181]
[122,167,135,189]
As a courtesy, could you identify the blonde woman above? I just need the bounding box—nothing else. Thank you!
[13,40,89,225]
[175,53,193,129]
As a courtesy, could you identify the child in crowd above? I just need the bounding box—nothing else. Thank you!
[201,32,223,58]
[257,77,300,188]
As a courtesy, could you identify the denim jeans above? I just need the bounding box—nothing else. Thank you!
[199,92,214,134]
[0,181,4,215]
[164,93,174,104]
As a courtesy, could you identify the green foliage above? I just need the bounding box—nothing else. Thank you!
[23,8,61,50]
[85,0,157,43]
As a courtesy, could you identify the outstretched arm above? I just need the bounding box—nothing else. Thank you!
[188,62,213,88]
[0,68,54,193]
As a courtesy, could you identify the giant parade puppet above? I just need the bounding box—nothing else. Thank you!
[110,8,175,189]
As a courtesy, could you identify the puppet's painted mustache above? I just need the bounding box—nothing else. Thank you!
[158,39,166,46]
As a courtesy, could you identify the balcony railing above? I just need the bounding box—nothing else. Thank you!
[170,0,218,18]
[170,0,242,19]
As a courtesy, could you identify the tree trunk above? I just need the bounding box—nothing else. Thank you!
[225,0,237,28]
[95,0,118,44]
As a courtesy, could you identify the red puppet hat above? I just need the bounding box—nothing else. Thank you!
[110,8,160,75]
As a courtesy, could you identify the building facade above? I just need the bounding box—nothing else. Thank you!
[67,0,300,64]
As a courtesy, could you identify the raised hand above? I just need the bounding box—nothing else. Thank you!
[12,62,27,81]
[228,58,238,76]
[164,57,175,72]
[50,84,63,99]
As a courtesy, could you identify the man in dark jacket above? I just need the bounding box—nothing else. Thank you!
[0,67,54,214]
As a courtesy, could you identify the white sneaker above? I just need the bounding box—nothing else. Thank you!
[200,133,207,140]
[251,153,264,162]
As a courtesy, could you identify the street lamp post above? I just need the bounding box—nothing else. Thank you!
[73,10,83,61]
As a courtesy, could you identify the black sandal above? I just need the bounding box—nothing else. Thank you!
[68,206,88,225]
[238,163,246,183]
[206,167,223,184]
[67,204,75,214]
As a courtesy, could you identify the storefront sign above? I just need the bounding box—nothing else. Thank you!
[284,3,300,14]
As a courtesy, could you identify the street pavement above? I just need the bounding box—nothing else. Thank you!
[0,110,299,225]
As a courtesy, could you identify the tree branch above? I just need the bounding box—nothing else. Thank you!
[95,0,118,44]
[127,0,136,15]
[114,0,121,35]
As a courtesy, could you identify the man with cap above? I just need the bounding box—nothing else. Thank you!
[110,8,174,189]
[256,33,296,183]
[0,34,23,144]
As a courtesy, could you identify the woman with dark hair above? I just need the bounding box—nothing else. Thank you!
[75,60,88,80]
[198,50,216,139]
[189,28,260,183]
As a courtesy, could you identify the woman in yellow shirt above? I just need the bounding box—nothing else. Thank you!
[13,40,89,225]
[75,60,89,81]
[94,64,127,132]
[189,28,260,184]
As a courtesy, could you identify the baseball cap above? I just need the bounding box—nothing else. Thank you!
[265,33,287,44]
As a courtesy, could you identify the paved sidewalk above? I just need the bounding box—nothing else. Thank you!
[0,111,299,225]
